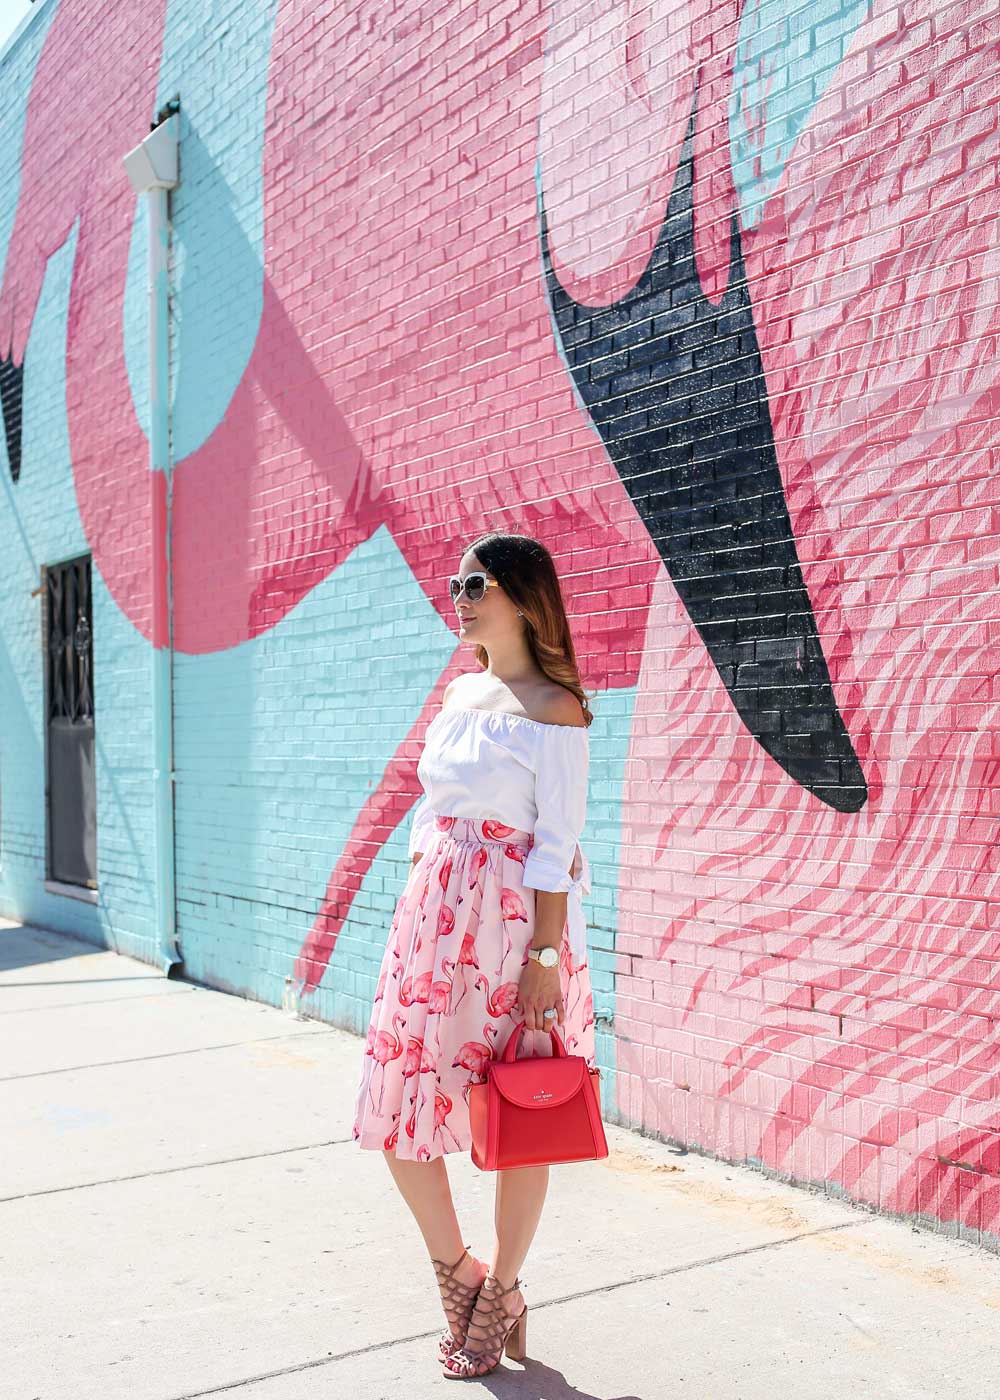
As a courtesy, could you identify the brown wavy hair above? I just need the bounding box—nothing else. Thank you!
[463,532,594,728]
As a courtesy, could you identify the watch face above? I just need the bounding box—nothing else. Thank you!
[539,946,558,968]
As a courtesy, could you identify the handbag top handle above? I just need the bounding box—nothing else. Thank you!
[502,1022,570,1064]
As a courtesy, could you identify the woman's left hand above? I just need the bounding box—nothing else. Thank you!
[517,958,565,1031]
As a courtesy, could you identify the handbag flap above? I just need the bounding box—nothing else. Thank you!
[490,1055,587,1109]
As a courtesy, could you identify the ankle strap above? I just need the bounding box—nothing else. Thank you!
[431,1245,469,1272]
[482,1272,523,1296]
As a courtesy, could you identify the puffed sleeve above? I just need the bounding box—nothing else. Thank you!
[407,793,435,858]
[521,725,590,893]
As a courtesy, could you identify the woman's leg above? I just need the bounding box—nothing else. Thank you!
[492,1163,548,1286]
[381,1150,465,1260]
[380,1150,487,1323]
[446,1164,545,1371]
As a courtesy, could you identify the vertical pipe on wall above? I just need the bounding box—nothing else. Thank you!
[148,173,179,974]
[123,109,181,973]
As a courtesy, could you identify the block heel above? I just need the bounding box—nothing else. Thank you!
[504,1301,527,1360]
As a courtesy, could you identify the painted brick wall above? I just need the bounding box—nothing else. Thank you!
[1,0,998,1248]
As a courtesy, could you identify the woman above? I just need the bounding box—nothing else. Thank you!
[351,532,597,1379]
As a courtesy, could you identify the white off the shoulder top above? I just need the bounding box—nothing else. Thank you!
[407,706,592,964]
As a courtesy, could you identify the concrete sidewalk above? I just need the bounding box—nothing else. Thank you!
[2,918,997,1400]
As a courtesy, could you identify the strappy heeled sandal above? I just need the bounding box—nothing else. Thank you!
[441,1271,527,1378]
[431,1243,487,1363]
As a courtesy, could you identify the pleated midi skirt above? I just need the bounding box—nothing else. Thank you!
[351,812,597,1161]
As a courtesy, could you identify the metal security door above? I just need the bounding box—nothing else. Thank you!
[45,556,96,887]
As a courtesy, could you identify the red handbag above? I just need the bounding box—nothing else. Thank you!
[468,1022,609,1171]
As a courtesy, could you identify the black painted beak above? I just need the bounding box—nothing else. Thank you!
[539,81,865,813]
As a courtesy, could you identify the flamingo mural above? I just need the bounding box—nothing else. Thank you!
[1,0,999,1241]
[366,1010,407,1116]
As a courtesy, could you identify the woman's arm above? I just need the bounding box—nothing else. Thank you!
[530,883,569,949]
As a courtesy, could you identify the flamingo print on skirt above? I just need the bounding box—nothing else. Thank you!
[353,814,597,1160]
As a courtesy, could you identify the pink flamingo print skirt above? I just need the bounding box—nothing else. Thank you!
[351,813,597,1161]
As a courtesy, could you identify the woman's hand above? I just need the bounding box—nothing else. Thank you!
[517,957,565,1031]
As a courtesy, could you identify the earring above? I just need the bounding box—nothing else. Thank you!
[517,610,523,616]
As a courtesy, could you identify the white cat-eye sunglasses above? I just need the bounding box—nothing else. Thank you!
[448,572,502,604]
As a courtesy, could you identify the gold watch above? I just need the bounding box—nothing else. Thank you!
[528,945,559,969]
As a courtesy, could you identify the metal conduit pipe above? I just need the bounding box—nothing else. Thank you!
[122,105,181,974]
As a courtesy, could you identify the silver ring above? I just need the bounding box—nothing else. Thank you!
[542,1008,557,1019]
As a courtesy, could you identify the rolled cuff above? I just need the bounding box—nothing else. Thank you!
[522,843,591,896]
[523,845,592,966]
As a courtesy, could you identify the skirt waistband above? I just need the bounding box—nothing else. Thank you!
[431,812,534,849]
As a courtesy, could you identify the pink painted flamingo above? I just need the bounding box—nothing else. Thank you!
[380,1111,401,1152]
[402,1037,437,1079]
[449,932,484,1014]
[564,943,590,1018]
[428,958,457,1015]
[561,940,583,979]
[436,901,457,939]
[417,1144,433,1161]
[452,1022,500,1079]
[402,1037,424,1079]
[473,976,521,1019]
[389,901,409,962]
[10,1,637,684]
[368,1010,407,1115]
[433,1087,465,1152]
[380,879,411,957]
[461,894,483,942]
[456,928,480,973]
[497,888,529,976]
[437,856,454,891]
[482,821,516,841]
[398,970,433,1007]
[409,868,441,956]
[464,848,489,894]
